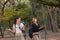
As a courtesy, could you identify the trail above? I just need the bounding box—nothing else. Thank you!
[0,30,60,40]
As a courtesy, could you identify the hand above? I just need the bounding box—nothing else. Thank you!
[20,26,25,31]
[8,29,12,31]
[39,24,45,30]
[41,24,46,28]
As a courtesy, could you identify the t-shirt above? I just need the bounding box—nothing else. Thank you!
[31,23,45,33]
[13,23,24,33]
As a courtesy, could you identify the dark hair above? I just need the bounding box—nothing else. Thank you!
[14,16,20,24]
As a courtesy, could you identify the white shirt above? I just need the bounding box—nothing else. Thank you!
[13,23,24,33]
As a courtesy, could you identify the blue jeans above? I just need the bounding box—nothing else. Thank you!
[22,31,26,40]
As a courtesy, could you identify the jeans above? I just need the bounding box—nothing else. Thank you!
[22,31,26,40]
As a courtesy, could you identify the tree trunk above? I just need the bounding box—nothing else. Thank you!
[1,0,10,16]
[47,6,58,32]
[0,0,10,38]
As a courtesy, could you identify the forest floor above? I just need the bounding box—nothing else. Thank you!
[0,30,60,40]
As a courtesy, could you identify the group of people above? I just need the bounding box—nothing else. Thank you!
[8,16,45,40]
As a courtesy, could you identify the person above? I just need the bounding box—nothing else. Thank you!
[9,16,25,40]
[29,17,45,40]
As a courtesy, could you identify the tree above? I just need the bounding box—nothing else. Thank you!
[30,0,59,32]
[1,0,10,16]
[47,6,58,32]
[37,0,60,7]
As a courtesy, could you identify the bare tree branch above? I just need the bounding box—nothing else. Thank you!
[1,0,10,16]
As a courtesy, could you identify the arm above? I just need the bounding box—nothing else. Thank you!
[20,26,25,31]
[39,24,45,31]
[12,24,16,32]
[20,23,25,31]
[12,28,16,32]
[8,28,16,32]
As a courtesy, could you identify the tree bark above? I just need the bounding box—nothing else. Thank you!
[1,0,10,16]
[47,6,58,32]
[0,0,10,38]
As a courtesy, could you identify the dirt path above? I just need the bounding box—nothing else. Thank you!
[0,30,60,40]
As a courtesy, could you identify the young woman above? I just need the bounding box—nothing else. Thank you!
[12,16,25,40]
[30,17,45,40]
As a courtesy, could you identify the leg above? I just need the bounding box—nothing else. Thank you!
[20,32,25,40]
[15,33,25,40]
[23,31,26,40]
[33,35,39,40]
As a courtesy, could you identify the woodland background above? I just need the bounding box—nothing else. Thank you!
[0,0,60,32]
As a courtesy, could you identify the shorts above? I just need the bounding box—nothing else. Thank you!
[15,32,25,40]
